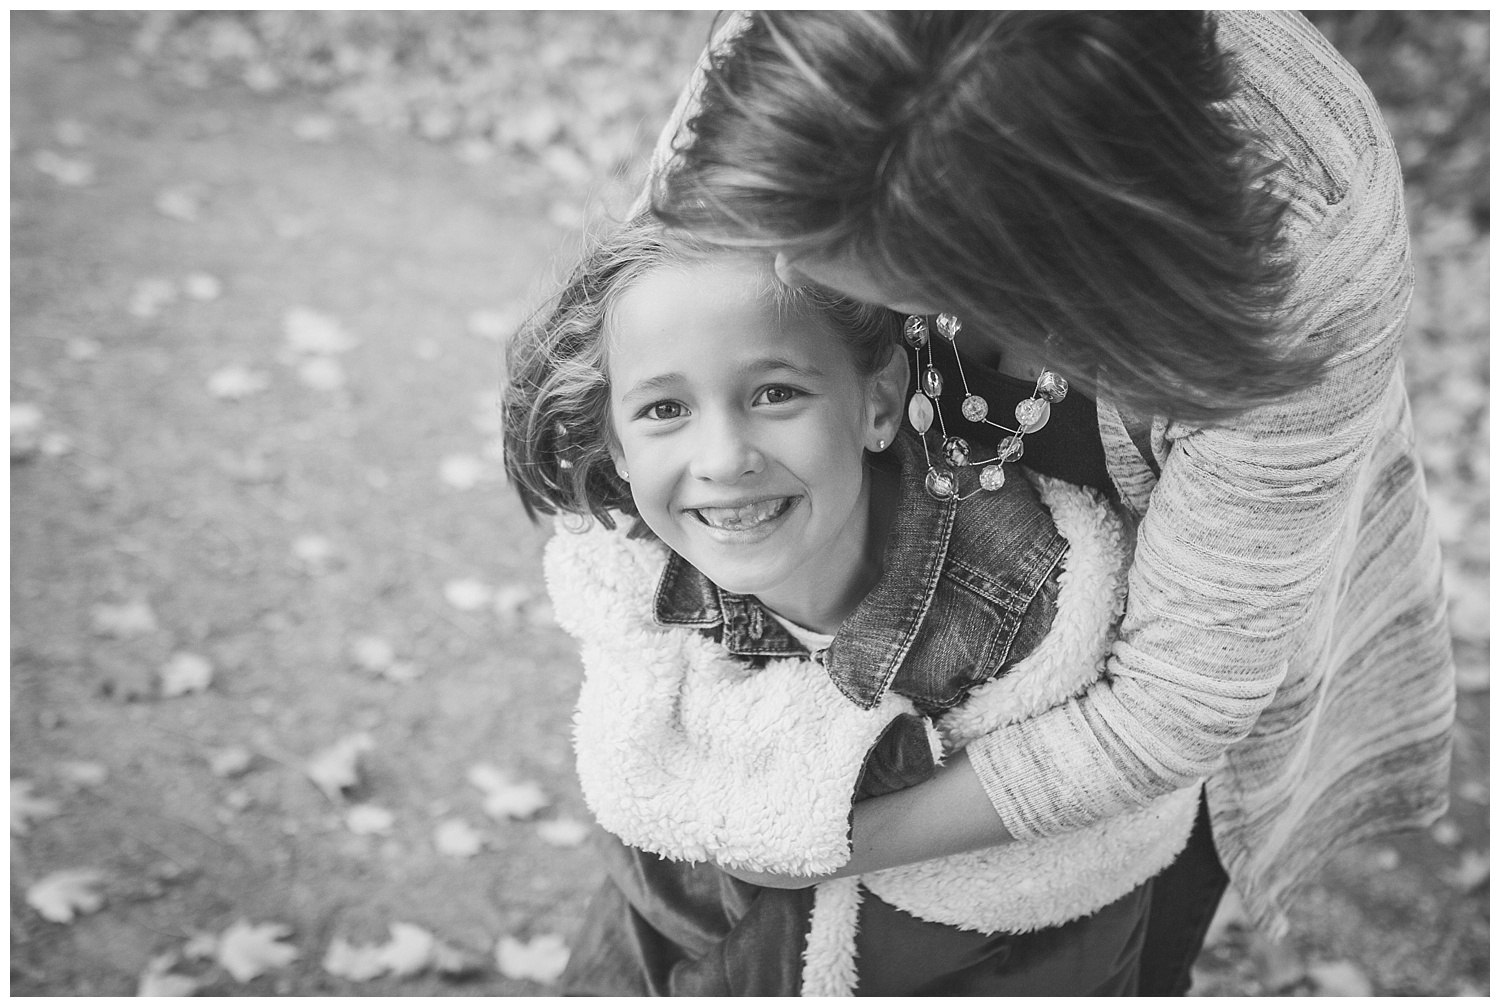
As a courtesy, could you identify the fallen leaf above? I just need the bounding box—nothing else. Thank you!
[90,599,158,638]
[432,940,481,978]
[33,149,95,186]
[292,113,339,143]
[26,868,106,922]
[495,933,570,984]
[346,804,396,836]
[1449,850,1489,892]
[223,788,254,812]
[536,816,591,849]
[382,661,423,683]
[12,779,61,835]
[137,953,201,997]
[296,356,346,392]
[439,454,486,490]
[481,779,550,822]
[11,402,43,460]
[292,534,336,572]
[1431,819,1463,847]
[182,931,220,961]
[283,307,358,355]
[380,922,437,977]
[65,338,101,361]
[210,746,254,778]
[349,635,395,674]
[159,652,214,698]
[1369,846,1400,871]
[154,186,203,222]
[207,364,269,401]
[1307,960,1373,997]
[1457,780,1488,805]
[434,818,485,858]
[40,431,74,458]
[129,277,178,318]
[216,919,300,983]
[443,578,493,612]
[324,937,388,982]
[183,272,223,300]
[57,761,109,788]
[306,733,374,800]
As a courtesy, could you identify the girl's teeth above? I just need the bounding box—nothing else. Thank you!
[697,499,787,530]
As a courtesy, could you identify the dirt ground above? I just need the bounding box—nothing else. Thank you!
[9,12,1489,996]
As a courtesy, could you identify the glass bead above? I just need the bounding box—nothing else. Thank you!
[1037,369,1069,403]
[903,315,929,349]
[907,392,934,433]
[935,313,962,341]
[997,435,1025,463]
[924,467,957,500]
[942,436,971,467]
[960,393,989,423]
[1015,396,1051,433]
[922,367,944,398]
[979,464,1006,491]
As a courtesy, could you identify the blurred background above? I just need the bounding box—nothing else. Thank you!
[9,11,1487,996]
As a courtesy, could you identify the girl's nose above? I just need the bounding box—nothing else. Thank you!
[690,415,764,483]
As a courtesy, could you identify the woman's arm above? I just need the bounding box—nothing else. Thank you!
[720,749,1015,888]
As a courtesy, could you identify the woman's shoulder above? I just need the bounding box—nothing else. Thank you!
[1214,11,1397,207]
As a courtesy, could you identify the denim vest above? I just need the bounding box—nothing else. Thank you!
[653,429,1066,716]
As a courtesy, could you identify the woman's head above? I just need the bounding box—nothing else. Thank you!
[654,12,1323,421]
[503,217,907,564]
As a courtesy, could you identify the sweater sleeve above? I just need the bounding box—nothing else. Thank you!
[967,26,1415,837]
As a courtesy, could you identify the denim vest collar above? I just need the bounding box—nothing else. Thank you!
[653,429,1061,709]
[653,430,955,698]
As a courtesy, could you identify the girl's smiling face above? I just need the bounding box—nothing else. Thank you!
[606,256,903,632]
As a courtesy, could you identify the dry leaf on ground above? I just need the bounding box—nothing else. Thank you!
[11,402,44,460]
[467,766,550,821]
[183,271,223,300]
[306,733,374,800]
[495,933,570,984]
[129,277,178,318]
[159,652,214,697]
[26,869,106,923]
[137,954,202,997]
[216,919,300,982]
[210,746,254,778]
[433,818,485,858]
[535,816,591,849]
[443,578,493,612]
[207,364,270,401]
[154,186,202,221]
[283,306,358,355]
[12,779,62,835]
[90,599,158,638]
[1307,960,1374,997]
[57,761,109,788]
[323,922,438,981]
[345,804,395,836]
[296,355,346,392]
[439,454,487,490]
[349,635,395,673]
[33,149,95,185]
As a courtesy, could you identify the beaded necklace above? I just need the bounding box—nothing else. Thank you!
[903,313,1069,501]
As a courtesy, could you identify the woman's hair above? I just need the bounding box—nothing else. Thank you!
[503,214,902,528]
[653,11,1324,422]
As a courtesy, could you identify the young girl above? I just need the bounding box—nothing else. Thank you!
[502,216,1199,995]
[646,10,1455,993]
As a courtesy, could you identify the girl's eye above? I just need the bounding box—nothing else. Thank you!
[756,385,802,405]
[642,401,684,421]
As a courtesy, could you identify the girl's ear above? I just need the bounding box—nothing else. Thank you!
[866,350,909,450]
[607,441,629,481]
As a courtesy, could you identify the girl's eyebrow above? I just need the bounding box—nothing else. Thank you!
[618,356,827,405]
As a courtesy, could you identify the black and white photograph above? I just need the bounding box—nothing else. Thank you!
[10,10,1487,996]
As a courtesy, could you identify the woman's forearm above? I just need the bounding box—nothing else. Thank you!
[720,749,1015,889]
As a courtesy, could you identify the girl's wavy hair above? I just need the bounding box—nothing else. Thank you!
[654,11,1325,422]
[503,214,902,529]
